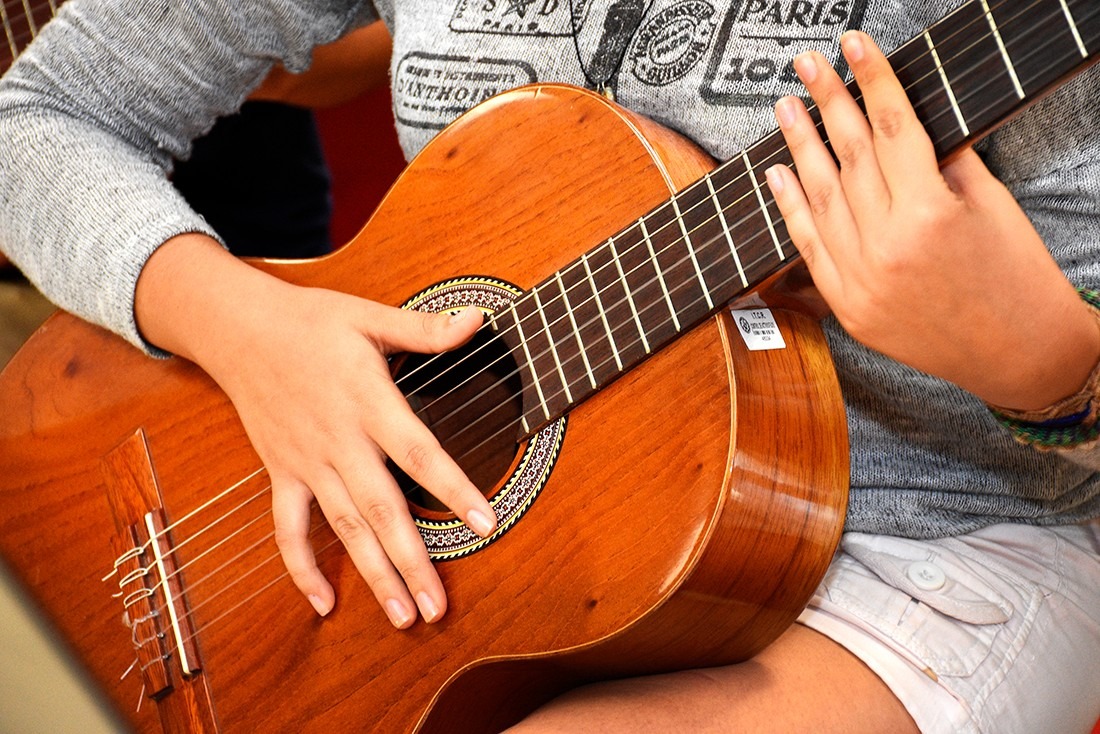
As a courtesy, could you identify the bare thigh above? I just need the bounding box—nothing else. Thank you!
[507,624,918,733]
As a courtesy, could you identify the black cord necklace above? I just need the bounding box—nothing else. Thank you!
[568,0,653,102]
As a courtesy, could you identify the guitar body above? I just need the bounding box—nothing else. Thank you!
[0,84,847,732]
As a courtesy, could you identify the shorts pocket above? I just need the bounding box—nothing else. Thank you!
[823,533,1042,679]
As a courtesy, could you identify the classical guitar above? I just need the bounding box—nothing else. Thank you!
[0,1,1096,732]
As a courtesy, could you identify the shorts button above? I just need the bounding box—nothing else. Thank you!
[907,561,946,591]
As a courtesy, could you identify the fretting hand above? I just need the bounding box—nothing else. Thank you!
[765,31,1100,412]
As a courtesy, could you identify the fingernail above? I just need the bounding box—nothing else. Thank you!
[765,166,786,195]
[841,31,864,63]
[775,97,798,130]
[416,591,441,623]
[308,594,332,617]
[793,52,817,84]
[466,508,496,537]
[448,306,477,324]
[386,598,414,628]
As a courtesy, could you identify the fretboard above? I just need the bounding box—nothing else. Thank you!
[498,0,1100,437]
[0,0,58,74]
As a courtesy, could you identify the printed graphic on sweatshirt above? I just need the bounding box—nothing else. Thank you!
[451,0,588,36]
[394,52,538,129]
[702,0,868,107]
[627,0,717,86]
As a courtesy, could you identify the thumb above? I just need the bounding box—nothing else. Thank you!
[368,303,484,356]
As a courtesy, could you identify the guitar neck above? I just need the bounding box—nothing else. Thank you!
[1,0,61,74]
[502,0,1100,435]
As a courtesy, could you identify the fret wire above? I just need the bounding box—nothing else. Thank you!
[18,0,36,37]
[583,0,1089,323]
[511,309,551,422]
[1058,0,1089,57]
[5,0,56,15]
[532,286,573,404]
[608,238,651,354]
[0,3,18,63]
[924,30,971,137]
[980,0,1025,99]
[3,0,64,71]
[582,252,624,371]
[555,272,597,390]
[669,198,713,310]
[741,150,784,261]
[704,173,748,288]
[534,0,1063,385]
[639,217,680,331]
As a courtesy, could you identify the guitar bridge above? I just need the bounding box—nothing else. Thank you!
[102,429,201,700]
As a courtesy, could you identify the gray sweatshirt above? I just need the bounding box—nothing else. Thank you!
[2,0,1099,537]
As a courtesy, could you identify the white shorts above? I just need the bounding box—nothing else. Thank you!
[797,521,1100,734]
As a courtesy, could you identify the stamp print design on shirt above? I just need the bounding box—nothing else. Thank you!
[393,52,538,129]
[451,0,586,35]
[702,0,869,106]
[627,0,718,86]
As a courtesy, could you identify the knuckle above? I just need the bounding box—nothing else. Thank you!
[796,236,825,269]
[284,561,316,589]
[867,239,915,281]
[272,523,300,554]
[361,499,406,534]
[272,535,321,591]
[806,185,835,217]
[401,440,437,480]
[418,310,447,349]
[834,137,869,170]
[790,120,822,152]
[871,107,907,139]
[332,511,376,543]
[908,200,952,234]
[814,83,841,112]
[360,566,394,591]
[392,557,425,584]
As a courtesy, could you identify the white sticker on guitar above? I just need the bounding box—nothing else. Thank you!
[730,307,786,351]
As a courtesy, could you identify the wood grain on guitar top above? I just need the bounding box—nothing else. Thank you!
[0,84,847,732]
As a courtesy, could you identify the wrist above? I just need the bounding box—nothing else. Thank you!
[134,233,287,368]
[976,283,1100,410]
[988,288,1100,448]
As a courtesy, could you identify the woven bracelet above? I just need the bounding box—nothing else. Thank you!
[990,287,1100,449]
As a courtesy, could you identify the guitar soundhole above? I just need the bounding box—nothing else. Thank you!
[389,326,523,510]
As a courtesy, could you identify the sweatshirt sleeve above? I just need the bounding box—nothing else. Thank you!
[0,0,376,354]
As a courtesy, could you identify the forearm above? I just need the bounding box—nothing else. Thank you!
[0,110,221,353]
